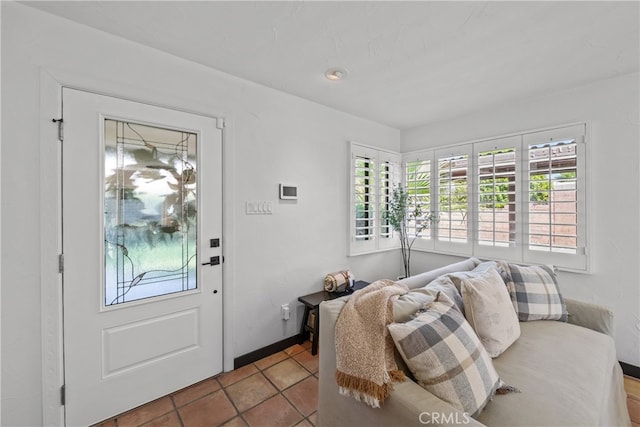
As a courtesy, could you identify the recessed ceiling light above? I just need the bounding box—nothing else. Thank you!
[324,67,348,81]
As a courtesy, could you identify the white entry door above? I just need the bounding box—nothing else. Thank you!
[62,88,223,426]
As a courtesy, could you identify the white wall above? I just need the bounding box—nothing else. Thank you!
[1,3,400,425]
[4,3,637,425]
[403,72,640,367]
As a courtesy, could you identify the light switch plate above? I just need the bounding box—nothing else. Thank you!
[246,201,273,215]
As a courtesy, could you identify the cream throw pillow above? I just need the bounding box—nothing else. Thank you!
[461,267,520,358]
[446,261,501,292]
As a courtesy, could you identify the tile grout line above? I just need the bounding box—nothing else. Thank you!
[254,352,304,417]
[277,352,318,426]
[236,349,316,426]
[98,343,318,426]
[220,354,284,426]
[168,394,185,427]
[218,366,255,425]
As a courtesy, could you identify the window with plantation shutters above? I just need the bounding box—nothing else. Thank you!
[478,149,517,246]
[435,146,472,254]
[523,124,586,270]
[379,160,393,240]
[438,155,468,243]
[349,142,401,255]
[353,155,375,242]
[527,141,578,252]
[398,124,587,271]
[473,135,521,259]
[350,124,587,271]
[405,157,433,248]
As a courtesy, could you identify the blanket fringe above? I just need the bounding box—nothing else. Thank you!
[336,369,404,407]
[388,369,406,382]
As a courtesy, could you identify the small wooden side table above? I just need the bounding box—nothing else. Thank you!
[298,280,369,355]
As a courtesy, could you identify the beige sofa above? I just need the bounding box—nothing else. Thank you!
[318,258,631,427]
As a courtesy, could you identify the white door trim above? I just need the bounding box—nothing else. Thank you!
[39,68,236,426]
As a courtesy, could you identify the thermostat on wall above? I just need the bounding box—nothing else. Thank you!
[279,184,298,200]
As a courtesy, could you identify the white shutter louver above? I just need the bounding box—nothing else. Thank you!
[379,160,393,239]
[477,148,517,248]
[405,158,432,240]
[527,140,578,254]
[523,124,587,271]
[437,154,469,244]
[349,142,401,255]
[353,155,376,242]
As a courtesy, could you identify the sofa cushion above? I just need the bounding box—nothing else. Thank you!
[393,288,435,323]
[394,269,470,323]
[461,267,520,358]
[446,261,503,293]
[499,262,568,322]
[426,275,465,315]
[396,257,480,290]
[388,292,501,417]
[477,320,625,427]
[393,275,464,323]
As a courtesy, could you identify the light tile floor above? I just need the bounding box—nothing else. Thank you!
[626,375,640,427]
[96,340,318,427]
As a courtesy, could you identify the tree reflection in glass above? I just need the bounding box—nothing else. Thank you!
[104,119,197,306]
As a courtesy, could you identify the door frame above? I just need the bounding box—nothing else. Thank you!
[39,69,236,425]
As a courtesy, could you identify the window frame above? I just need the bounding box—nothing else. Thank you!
[434,145,474,255]
[405,123,588,272]
[350,123,589,272]
[473,136,522,261]
[349,142,401,256]
[521,125,587,271]
[403,151,435,252]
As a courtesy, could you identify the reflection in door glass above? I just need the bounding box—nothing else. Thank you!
[104,119,197,306]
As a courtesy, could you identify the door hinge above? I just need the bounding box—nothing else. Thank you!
[60,384,66,405]
[52,118,64,142]
[58,254,64,274]
[216,117,225,130]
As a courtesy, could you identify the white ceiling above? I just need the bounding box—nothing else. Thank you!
[25,1,640,130]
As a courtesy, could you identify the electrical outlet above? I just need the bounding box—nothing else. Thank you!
[281,304,290,320]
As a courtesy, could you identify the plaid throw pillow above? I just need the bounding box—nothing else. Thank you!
[499,262,568,322]
[388,293,501,417]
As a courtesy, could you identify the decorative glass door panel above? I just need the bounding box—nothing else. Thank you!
[104,119,198,306]
[64,89,222,425]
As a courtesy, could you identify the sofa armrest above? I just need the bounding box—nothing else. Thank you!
[385,380,486,427]
[565,298,614,337]
[318,298,485,427]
